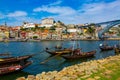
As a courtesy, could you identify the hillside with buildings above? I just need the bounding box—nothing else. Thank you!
[0,18,120,41]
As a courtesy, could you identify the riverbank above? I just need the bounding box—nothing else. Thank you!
[0,38,120,42]
[16,54,120,80]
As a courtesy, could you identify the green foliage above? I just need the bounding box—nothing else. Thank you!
[31,28,35,31]
[79,33,83,35]
[117,34,120,36]
[58,20,62,23]
[58,20,65,26]
[89,23,96,26]
[40,27,45,32]
[33,36,38,39]
[20,27,27,31]
[53,20,56,23]
[49,26,56,30]
[87,26,95,34]
[35,24,38,28]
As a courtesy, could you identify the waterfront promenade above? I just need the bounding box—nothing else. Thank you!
[17,54,120,80]
[0,38,120,42]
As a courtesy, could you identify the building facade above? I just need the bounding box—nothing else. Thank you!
[41,18,54,28]
[23,22,35,28]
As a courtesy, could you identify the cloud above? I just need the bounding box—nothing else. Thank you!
[0,12,5,19]
[49,0,62,6]
[1,0,120,26]
[33,0,76,16]
[7,11,27,17]
[33,6,77,16]
[3,16,41,26]
[80,0,120,15]
[79,3,105,15]
[14,16,40,23]
[0,14,4,19]
[33,0,63,13]
[38,0,120,24]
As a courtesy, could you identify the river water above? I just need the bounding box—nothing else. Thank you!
[0,40,118,79]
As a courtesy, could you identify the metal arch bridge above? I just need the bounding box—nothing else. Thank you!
[96,20,120,39]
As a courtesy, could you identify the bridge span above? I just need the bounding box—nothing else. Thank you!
[96,20,120,39]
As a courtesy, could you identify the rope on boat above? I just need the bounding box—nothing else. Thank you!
[40,53,62,64]
[32,47,55,56]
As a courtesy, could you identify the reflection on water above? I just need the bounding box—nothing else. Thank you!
[0,40,118,78]
[0,71,30,80]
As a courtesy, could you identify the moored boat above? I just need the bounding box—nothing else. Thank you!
[114,48,120,53]
[45,44,74,55]
[46,48,73,55]
[99,43,114,51]
[0,61,32,75]
[114,44,120,54]
[0,55,33,64]
[61,49,96,59]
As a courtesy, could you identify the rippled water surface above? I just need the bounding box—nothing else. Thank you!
[0,40,118,79]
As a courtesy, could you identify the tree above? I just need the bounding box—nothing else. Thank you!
[20,27,27,31]
[58,20,65,26]
[53,20,56,23]
[86,26,96,38]
[58,20,62,23]
[49,26,56,30]
[40,27,45,32]
[117,25,120,36]
[31,27,36,31]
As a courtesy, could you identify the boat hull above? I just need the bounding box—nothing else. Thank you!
[46,49,72,55]
[114,48,120,54]
[0,55,33,64]
[100,46,113,51]
[62,50,96,59]
[0,61,32,75]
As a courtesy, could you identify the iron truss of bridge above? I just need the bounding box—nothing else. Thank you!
[96,20,120,39]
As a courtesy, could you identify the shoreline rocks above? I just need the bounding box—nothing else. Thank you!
[16,54,120,80]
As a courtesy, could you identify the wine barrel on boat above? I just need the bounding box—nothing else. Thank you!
[61,50,96,59]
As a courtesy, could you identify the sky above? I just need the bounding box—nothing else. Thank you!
[0,0,120,26]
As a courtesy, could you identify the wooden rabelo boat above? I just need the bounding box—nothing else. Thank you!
[114,44,120,54]
[114,48,120,53]
[46,49,73,55]
[61,49,96,59]
[45,46,73,55]
[99,43,113,51]
[0,61,32,75]
[0,55,33,64]
[0,55,33,75]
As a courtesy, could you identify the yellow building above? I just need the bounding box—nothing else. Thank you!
[83,29,87,33]
[4,31,9,38]
[62,34,68,39]
[0,32,3,41]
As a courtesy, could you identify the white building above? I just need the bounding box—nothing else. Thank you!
[67,28,78,33]
[41,18,54,28]
[23,22,35,28]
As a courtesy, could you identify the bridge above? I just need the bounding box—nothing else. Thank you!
[96,20,120,39]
